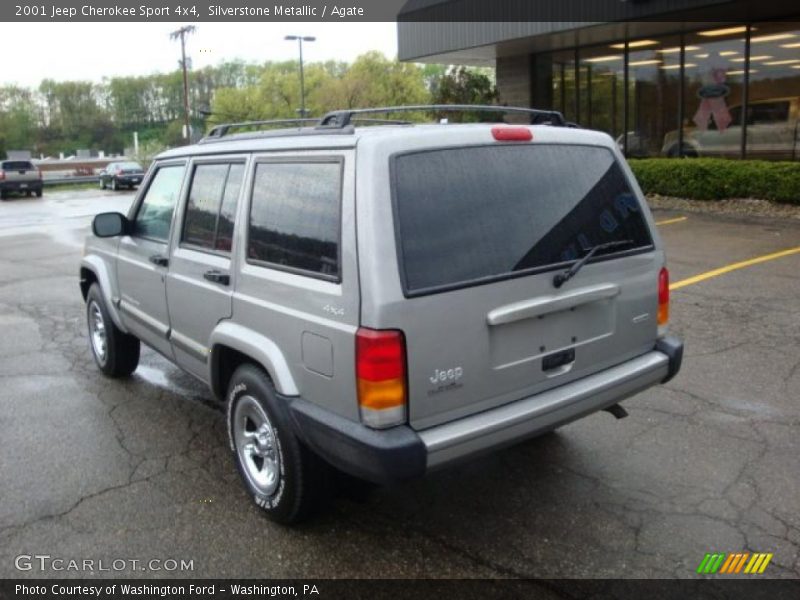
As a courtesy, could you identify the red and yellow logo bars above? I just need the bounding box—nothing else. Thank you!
[697,552,773,574]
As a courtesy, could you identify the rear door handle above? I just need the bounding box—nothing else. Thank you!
[203,270,230,286]
[149,254,169,267]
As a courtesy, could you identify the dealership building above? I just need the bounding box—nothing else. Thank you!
[398,2,800,160]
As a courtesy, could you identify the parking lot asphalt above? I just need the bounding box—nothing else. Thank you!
[0,190,798,580]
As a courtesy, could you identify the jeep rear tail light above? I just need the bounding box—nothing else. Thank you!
[356,327,407,429]
[658,267,670,332]
[491,126,533,142]
[0,170,4,181]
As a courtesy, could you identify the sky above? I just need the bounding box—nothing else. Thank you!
[0,22,399,88]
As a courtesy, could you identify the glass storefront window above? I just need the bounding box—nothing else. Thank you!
[746,22,800,160]
[680,28,747,158]
[551,50,577,123]
[626,36,683,157]
[539,23,798,161]
[579,45,624,140]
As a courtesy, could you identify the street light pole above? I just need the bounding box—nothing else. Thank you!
[284,35,316,117]
[170,25,196,141]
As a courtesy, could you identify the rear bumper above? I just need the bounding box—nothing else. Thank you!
[112,176,142,185]
[0,180,42,192]
[289,336,683,483]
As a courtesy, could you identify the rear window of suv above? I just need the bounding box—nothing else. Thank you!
[392,144,653,296]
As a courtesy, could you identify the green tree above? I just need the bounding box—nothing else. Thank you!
[0,86,38,155]
[316,51,429,112]
[430,66,499,121]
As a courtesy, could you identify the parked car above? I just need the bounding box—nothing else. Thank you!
[0,160,43,199]
[99,161,145,190]
[662,97,800,159]
[80,105,683,524]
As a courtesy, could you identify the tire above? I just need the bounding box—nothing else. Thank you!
[0,190,7,200]
[35,189,42,198]
[111,178,118,191]
[100,178,106,190]
[26,190,32,197]
[86,283,140,378]
[226,364,331,524]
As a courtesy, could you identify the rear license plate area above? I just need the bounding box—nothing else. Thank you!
[489,299,615,369]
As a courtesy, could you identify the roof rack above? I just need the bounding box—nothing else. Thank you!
[205,118,319,139]
[201,116,414,142]
[199,104,569,143]
[317,105,568,128]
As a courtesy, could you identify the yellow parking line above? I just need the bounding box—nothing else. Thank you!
[671,246,800,291]
[656,216,688,226]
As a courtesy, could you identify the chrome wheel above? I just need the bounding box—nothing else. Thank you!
[233,395,281,496]
[88,300,107,365]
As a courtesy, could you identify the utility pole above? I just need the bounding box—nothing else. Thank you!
[284,35,316,117]
[170,25,196,142]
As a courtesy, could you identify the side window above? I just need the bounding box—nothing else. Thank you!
[133,165,185,241]
[248,161,342,279]
[748,102,790,125]
[181,163,244,253]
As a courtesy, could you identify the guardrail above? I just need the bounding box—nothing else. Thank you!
[43,176,100,186]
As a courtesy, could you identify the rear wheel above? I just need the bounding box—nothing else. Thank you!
[86,284,140,377]
[111,178,118,191]
[35,189,42,198]
[227,364,331,524]
[99,178,106,190]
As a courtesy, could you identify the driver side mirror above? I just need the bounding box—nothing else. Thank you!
[92,212,128,238]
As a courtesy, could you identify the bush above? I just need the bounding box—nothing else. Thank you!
[628,158,800,205]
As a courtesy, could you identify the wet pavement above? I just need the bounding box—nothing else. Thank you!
[0,190,798,579]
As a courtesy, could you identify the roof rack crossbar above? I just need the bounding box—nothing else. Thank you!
[206,117,319,139]
[316,105,567,128]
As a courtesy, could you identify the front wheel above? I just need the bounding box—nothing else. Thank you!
[99,178,106,190]
[227,364,331,524]
[86,283,140,377]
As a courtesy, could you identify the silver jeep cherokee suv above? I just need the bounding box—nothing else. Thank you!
[80,105,683,523]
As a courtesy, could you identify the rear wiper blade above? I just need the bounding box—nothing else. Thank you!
[553,240,634,289]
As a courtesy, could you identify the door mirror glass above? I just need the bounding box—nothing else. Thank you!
[93,212,128,237]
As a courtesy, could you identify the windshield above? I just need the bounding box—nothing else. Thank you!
[118,162,143,170]
[392,143,653,295]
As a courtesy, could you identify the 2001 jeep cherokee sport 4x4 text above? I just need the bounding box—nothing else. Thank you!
[80,105,683,524]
